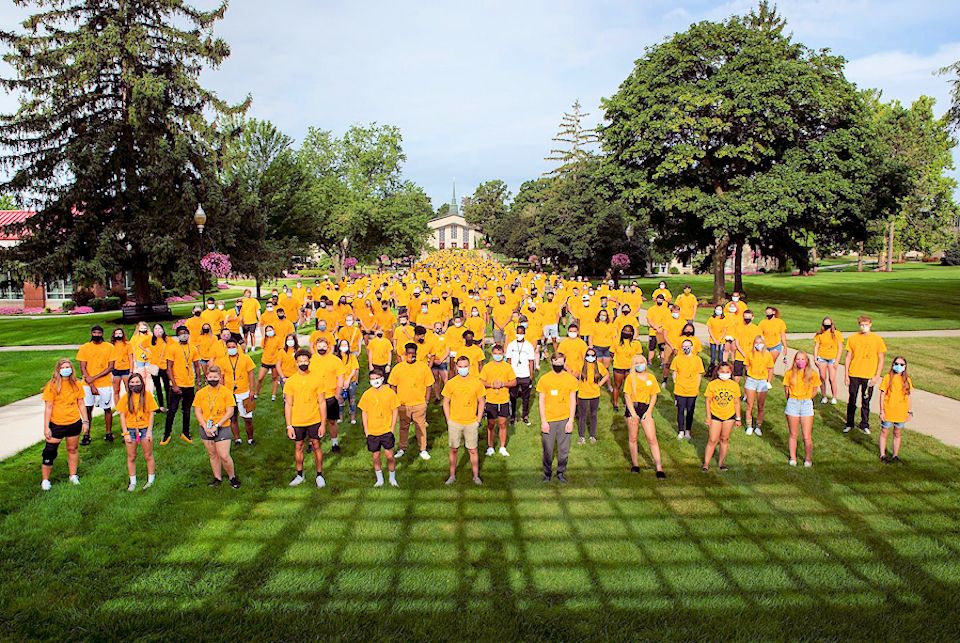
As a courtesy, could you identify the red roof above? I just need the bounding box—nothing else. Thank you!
[0,210,36,241]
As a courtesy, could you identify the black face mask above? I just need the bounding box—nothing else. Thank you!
[766,314,774,319]
[682,330,694,336]
[744,318,753,324]
[202,328,210,334]
[298,363,309,372]
[91,335,103,343]
[207,379,220,387]
[823,324,832,329]
[318,348,327,355]
[193,311,200,317]
[129,384,143,393]
[552,364,564,373]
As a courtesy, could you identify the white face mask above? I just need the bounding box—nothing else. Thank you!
[718,372,732,381]
[568,331,578,339]
[217,303,224,310]
[207,303,214,309]
[339,344,350,353]
[671,312,680,319]
[731,296,740,302]
[754,343,765,351]
[286,339,295,347]
[860,324,871,332]
[345,320,353,326]
[370,378,384,389]
[265,330,275,337]
[471,311,479,317]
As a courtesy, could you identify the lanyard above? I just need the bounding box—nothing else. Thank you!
[229,354,241,390]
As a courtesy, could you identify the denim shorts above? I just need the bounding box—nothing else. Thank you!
[543,324,559,339]
[593,346,611,359]
[816,357,836,365]
[880,420,906,429]
[785,397,814,417]
[126,427,150,441]
[744,377,770,393]
[769,343,783,353]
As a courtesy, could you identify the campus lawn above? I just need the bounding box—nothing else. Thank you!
[791,337,960,401]
[0,351,66,406]
[1,351,960,640]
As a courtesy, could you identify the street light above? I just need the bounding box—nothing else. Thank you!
[194,204,207,301]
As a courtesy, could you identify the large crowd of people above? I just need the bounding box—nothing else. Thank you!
[39,252,914,491]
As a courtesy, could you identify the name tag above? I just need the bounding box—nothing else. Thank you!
[550,390,558,396]
[646,380,652,386]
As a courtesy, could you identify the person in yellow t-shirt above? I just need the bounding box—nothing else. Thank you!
[589,310,616,372]
[214,338,257,445]
[115,373,159,491]
[480,345,517,457]
[813,316,843,404]
[706,305,730,370]
[557,323,588,377]
[623,354,665,479]
[458,330,486,376]
[366,330,394,372]
[758,306,789,367]
[732,311,760,383]
[200,297,225,332]
[702,363,742,472]
[192,365,239,487]
[660,304,686,381]
[670,338,705,440]
[239,290,261,350]
[442,356,487,485]
[610,325,643,412]
[675,285,698,323]
[284,349,327,488]
[736,332,774,437]
[576,348,609,444]
[783,352,822,467]
[879,356,912,463]
[196,322,219,368]
[536,353,579,482]
[645,294,670,363]
[40,358,89,490]
[309,338,345,452]
[651,280,672,304]
[358,368,401,487]
[109,326,133,401]
[256,324,282,400]
[843,315,887,434]
[76,324,115,444]
[277,333,299,380]
[335,340,360,425]
[387,343,435,459]
[162,325,201,445]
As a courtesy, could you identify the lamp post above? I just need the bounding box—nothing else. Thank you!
[194,204,207,301]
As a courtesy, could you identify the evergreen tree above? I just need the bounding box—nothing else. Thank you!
[543,99,598,177]
[0,0,246,302]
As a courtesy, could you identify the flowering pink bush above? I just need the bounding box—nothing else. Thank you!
[528,255,539,265]
[200,252,232,278]
[122,300,136,307]
[0,306,47,315]
[164,295,197,303]
[343,257,358,270]
[611,253,631,270]
[216,283,229,290]
[71,306,94,314]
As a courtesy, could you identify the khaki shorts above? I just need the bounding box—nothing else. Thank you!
[447,420,479,450]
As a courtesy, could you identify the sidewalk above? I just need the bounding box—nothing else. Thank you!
[636,310,960,448]
[0,344,81,352]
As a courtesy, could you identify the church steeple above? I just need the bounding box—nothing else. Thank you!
[450,179,459,216]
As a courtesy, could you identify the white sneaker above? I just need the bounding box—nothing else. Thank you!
[804,460,813,468]
[374,479,384,488]
[144,480,154,489]
[860,427,871,435]
[589,437,597,444]
[445,475,456,485]
[831,398,837,405]
[820,397,828,404]
[271,395,276,401]
[745,426,754,436]
[41,479,51,491]
[127,482,137,492]
[485,447,495,456]
[419,450,431,460]
[499,446,510,457]
[753,426,763,437]
[389,478,399,487]
[351,418,356,425]
[578,437,586,445]
[843,426,853,433]
[684,431,692,440]
[395,449,406,459]
[473,476,483,486]
[289,474,305,487]
[676,433,684,441]
[235,439,242,445]
[69,475,80,485]
[316,474,326,488]
[788,459,797,466]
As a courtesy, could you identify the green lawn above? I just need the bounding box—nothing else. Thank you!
[792,337,960,401]
[0,351,69,406]
[2,350,960,640]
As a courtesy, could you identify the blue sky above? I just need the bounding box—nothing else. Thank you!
[2,0,960,208]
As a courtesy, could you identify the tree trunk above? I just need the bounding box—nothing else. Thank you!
[733,240,744,293]
[711,234,730,304]
[255,276,261,299]
[857,242,864,272]
[886,218,895,272]
[133,268,151,304]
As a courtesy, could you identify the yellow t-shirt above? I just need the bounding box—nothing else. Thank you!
[536,370,579,422]
[76,341,114,386]
[200,308,224,330]
[577,362,609,400]
[261,334,283,366]
[336,326,363,353]
[646,303,670,336]
[279,348,298,378]
[624,371,661,405]
[308,353,343,398]
[480,360,515,404]
[441,375,486,424]
[707,315,731,344]
[759,317,787,347]
[557,337,588,375]
[115,392,159,429]
[671,353,705,397]
[167,342,200,387]
[387,361,435,406]
[675,292,697,320]
[110,340,131,371]
[814,329,844,361]
[611,339,644,370]
[367,337,393,367]
[358,386,400,436]
[193,384,234,424]
[845,333,887,379]
[705,379,741,420]
[459,343,486,376]
[735,323,761,357]
[284,371,324,426]
[340,354,360,384]
[240,297,261,324]
[42,379,84,425]
[651,288,672,303]
[216,352,256,394]
[783,368,822,400]
[590,320,617,348]
[130,332,152,363]
[196,333,218,361]
[744,350,774,381]
[880,373,912,423]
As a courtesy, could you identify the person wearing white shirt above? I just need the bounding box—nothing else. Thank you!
[505,330,536,426]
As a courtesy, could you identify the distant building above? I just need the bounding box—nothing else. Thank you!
[426,182,484,251]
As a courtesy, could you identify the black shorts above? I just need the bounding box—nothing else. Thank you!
[733,360,746,377]
[292,423,322,441]
[613,367,630,376]
[325,397,340,421]
[49,420,82,439]
[230,332,244,344]
[485,402,511,419]
[710,414,733,423]
[242,323,257,334]
[625,402,650,419]
[261,363,276,370]
[366,432,396,452]
[112,368,130,377]
[648,336,658,351]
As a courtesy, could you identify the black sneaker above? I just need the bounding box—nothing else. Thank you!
[331,444,341,454]
[655,470,666,479]
[719,464,728,471]
[630,465,640,474]
[556,473,568,484]
[880,455,890,464]
[104,433,114,443]
[541,474,551,483]
[208,477,222,487]
[229,477,241,489]
[701,466,709,473]
[523,417,531,426]
[891,455,901,464]
[80,434,91,446]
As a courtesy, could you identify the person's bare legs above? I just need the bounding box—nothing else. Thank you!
[627,418,639,467]
[204,440,222,479]
[215,440,235,479]
[640,415,663,471]
[787,414,800,461]
[801,416,814,463]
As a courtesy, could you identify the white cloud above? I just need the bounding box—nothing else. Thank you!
[845,43,960,116]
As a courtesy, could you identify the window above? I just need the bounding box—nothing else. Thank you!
[439,226,446,244]
[450,224,457,240]
[0,270,23,300]
[45,275,73,300]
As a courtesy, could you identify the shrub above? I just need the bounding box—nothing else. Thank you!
[109,286,128,303]
[941,237,960,266]
[669,266,680,275]
[71,306,94,314]
[88,296,121,312]
[72,289,95,306]
[61,300,76,312]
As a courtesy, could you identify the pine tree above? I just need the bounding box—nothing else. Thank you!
[0,0,247,302]
[543,99,598,177]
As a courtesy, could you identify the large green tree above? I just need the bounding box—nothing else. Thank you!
[600,2,878,301]
[0,0,246,303]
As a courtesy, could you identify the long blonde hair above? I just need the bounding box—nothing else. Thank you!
[788,351,815,386]
[48,358,80,394]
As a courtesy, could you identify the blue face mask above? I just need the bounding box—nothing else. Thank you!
[892,364,905,374]
[634,363,646,373]
[227,347,238,356]
[492,354,504,362]
[59,367,73,377]
[457,366,470,377]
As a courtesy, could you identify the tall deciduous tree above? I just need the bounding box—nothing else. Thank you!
[0,0,247,303]
[600,2,878,301]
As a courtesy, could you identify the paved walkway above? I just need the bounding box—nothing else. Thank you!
[0,344,81,352]
[785,329,960,340]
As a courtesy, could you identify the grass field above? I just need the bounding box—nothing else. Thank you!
[2,349,960,641]
[0,351,67,406]
[792,337,960,401]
